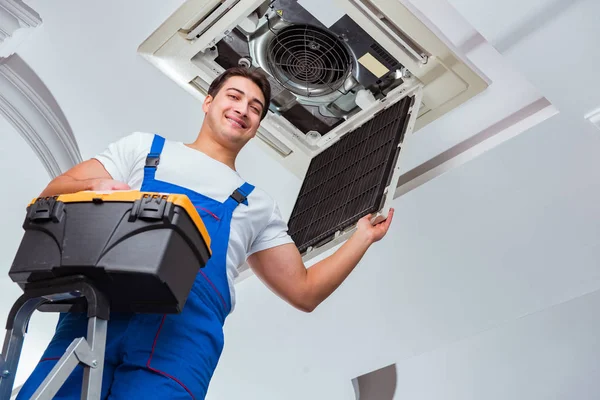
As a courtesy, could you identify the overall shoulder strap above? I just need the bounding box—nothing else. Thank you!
[143,134,166,181]
[225,182,255,209]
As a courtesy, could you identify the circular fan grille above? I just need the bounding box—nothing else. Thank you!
[267,25,352,97]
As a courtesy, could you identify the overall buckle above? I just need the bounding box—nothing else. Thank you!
[230,189,247,204]
[145,155,160,168]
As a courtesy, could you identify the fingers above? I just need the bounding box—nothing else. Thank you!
[384,208,394,227]
[360,208,394,229]
[360,213,374,223]
[377,208,394,235]
[376,208,394,225]
[112,181,131,190]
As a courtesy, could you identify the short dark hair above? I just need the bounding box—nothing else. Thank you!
[207,67,271,120]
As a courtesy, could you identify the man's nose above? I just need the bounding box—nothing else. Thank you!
[233,101,248,116]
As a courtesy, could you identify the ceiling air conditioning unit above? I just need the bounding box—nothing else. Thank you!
[138,0,487,262]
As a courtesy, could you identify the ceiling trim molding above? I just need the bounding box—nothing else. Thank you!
[584,107,600,131]
[0,54,81,178]
[394,97,557,199]
[0,0,41,42]
[352,363,397,399]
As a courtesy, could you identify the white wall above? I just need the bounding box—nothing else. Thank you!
[393,288,600,399]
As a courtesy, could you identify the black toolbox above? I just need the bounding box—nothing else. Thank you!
[9,191,211,314]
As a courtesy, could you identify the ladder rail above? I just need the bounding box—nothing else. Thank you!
[0,297,47,400]
[0,276,110,400]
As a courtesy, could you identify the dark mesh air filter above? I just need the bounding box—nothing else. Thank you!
[288,95,414,254]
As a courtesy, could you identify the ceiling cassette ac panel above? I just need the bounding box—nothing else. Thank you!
[138,0,487,262]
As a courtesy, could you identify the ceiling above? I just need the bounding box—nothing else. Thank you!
[0,0,599,398]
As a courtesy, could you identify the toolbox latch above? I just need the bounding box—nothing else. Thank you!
[27,197,64,223]
[130,194,173,222]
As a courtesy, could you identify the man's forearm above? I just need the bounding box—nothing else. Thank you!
[244,212,392,313]
[39,176,96,197]
[304,231,373,310]
[38,158,128,197]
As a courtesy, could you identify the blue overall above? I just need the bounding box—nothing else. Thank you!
[18,134,253,399]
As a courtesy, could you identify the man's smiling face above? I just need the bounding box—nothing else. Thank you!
[203,75,266,149]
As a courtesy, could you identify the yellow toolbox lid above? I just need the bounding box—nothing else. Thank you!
[30,191,211,251]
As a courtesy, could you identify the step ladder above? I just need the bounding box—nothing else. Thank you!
[0,275,109,400]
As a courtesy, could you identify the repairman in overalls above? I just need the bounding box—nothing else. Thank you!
[17,67,394,399]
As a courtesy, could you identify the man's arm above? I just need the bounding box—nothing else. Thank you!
[39,158,130,197]
[247,209,395,313]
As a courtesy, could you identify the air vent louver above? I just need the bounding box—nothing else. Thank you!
[267,24,353,97]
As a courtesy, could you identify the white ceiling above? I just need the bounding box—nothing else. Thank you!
[1,0,599,398]
[395,0,546,171]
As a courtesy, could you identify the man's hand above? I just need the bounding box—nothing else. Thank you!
[355,208,395,244]
[88,178,130,191]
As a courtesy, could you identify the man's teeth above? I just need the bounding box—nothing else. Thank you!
[227,118,244,128]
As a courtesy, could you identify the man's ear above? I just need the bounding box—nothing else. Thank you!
[202,95,213,113]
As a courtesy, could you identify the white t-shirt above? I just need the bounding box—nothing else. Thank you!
[93,131,294,312]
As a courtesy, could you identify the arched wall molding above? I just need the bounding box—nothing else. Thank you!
[0,0,41,55]
[0,54,82,178]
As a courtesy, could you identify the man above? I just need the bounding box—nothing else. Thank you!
[17,67,394,399]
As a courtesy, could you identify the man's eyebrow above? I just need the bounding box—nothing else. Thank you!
[225,87,264,110]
